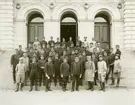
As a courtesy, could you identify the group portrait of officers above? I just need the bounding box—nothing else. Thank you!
[11,36,122,92]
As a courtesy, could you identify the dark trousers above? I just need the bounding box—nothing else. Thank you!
[46,75,53,90]
[54,74,61,86]
[106,65,114,83]
[80,71,84,86]
[94,72,98,85]
[13,66,16,83]
[72,75,80,91]
[62,76,68,89]
[39,68,46,86]
[30,73,38,86]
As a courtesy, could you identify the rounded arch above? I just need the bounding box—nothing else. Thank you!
[60,11,78,22]
[87,4,121,21]
[16,4,51,21]
[52,4,87,20]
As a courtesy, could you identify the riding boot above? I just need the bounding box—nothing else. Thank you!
[103,82,105,92]
[91,82,94,91]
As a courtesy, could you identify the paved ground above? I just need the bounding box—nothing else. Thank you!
[0,50,135,105]
[0,88,135,105]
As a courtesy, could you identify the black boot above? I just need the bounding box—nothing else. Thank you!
[116,78,120,87]
[87,82,90,90]
[103,82,105,92]
[91,82,94,91]
[99,82,103,91]
[15,83,19,92]
[111,78,114,85]
[20,83,24,91]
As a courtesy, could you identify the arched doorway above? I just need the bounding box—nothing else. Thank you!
[27,12,44,44]
[60,11,78,45]
[94,11,111,49]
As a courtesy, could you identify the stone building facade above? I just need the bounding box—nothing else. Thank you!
[0,0,134,50]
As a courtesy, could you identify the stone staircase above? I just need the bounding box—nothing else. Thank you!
[0,50,135,90]
[0,0,14,50]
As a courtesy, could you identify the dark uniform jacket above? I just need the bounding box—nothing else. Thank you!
[103,56,109,68]
[115,49,121,59]
[44,62,54,76]
[38,59,46,69]
[60,62,70,76]
[53,58,61,76]
[108,53,115,65]
[18,50,23,58]
[41,40,47,47]
[71,62,82,75]
[48,40,55,46]
[30,63,38,75]
[11,54,19,67]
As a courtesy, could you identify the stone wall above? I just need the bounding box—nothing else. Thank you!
[124,0,135,50]
[0,0,14,50]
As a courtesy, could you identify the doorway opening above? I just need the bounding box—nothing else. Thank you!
[27,12,44,44]
[94,11,111,49]
[60,11,78,45]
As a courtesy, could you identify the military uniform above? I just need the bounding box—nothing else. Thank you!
[53,58,61,86]
[11,54,19,83]
[60,62,70,91]
[71,61,82,91]
[44,62,54,91]
[29,62,39,91]
[38,59,46,86]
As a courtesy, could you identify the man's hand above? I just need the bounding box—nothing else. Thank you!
[61,75,63,78]
[80,75,82,78]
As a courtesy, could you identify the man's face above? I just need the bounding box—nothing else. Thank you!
[99,57,103,61]
[75,57,79,62]
[87,56,91,61]
[20,59,23,64]
[48,58,51,62]
[90,43,93,47]
[23,53,27,57]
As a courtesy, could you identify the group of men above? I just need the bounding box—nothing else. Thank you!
[11,36,122,92]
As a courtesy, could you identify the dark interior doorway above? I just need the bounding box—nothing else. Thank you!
[27,12,44,44]
[60,11,78,45]
[94,12,111,49]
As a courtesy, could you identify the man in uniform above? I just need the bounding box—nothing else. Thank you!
[60,58,70,91]
[71,56,82,92]
[44,57,54,92]
[48,36,55,47]
[11,49,19,84]
[40,37,47,48]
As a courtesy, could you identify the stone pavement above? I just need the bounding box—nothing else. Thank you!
[0,88,135,105]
